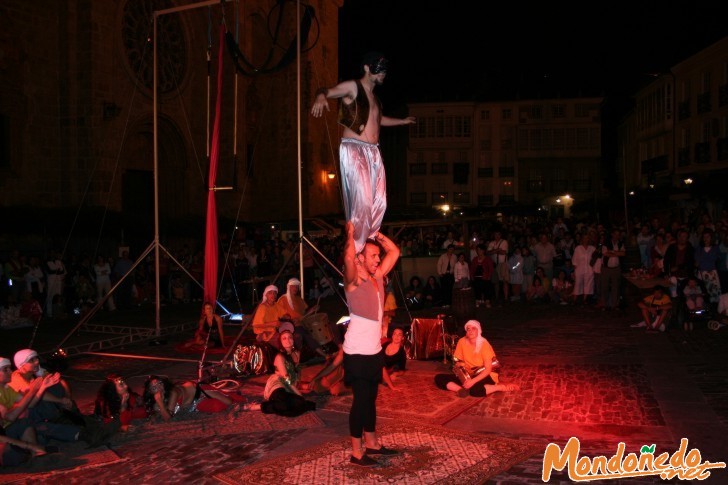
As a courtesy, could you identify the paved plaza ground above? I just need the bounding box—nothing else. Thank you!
[1,286,727,484]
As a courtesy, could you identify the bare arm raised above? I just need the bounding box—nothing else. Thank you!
[310,80,358,118]
[373,231,400,279]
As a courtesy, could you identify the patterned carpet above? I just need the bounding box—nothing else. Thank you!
[214,421,542,484]
[464,363,666,426]
[0,443,124,484]
[112,406,325,444]
[314,370,481,425]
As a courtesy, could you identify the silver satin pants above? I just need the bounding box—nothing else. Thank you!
[339,138,386,253]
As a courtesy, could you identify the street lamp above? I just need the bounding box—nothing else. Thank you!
[327,171,336,180]
[684,178,693,185]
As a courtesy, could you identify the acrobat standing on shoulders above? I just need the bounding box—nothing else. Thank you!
[311,52,415,253]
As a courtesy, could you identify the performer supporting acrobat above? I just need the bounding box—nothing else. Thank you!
[311,52,415,254]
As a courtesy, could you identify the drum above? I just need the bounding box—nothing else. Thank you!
[408,318,444,360]
[300,313,333,346]
[452,287,476,322]
[233,344,270,376]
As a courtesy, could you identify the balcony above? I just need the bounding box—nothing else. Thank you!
[694,142,710,164]
[678,101,691,121]
[697,92,712,114]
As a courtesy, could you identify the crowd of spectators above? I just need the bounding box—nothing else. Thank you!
[3,208,728,328]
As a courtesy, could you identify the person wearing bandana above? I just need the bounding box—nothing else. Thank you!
[311,52,415,254]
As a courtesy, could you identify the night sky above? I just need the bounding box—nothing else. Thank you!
[337,0,728,109]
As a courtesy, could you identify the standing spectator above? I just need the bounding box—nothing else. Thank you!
[470,244,494,308]
[453,253,470,289]
[571,234,596,305]
[113,250,134,310]
[45,250,66,318]
[94,255,116,311]
[24,256,45,302]
[487,231,509,302]
[695,230,722,303]
[533,233,557,279]
[521,246,535,294]
[508,247,524,301]
[637,225,655,269]
[4,250,26,303]
[437,245,457,306]
[650,233,669,276]
[665,229,695,298]
[600,229,625,311]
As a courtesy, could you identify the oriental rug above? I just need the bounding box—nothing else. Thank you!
[0,444,124,484]
[463,363,666,427]
[113,407,324,445]
[214,421,542,485]
[314,370,481,425]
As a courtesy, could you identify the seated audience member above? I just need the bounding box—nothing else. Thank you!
[534,267,551,292]
[94,374,148,432]
[381,328,407,390]
[404,276,424,309]
[526,276,548,303]
[551,270,574,305]
[422,276,444,307]
[276,278,325,358]
[143,375,243,421]
[434,320,518,398]
[252,285,287,349]
[1,357,97,449]
[261,323,317,417]
[635,285,672,332]
[10,349,82,425]
[194,302,225,348]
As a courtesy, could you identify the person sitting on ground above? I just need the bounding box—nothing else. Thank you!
[434,320,518,398]
[276,278,326,358]
[1,356,100,449]
[252,285,287,350]
[683,276,705,311]
[381,328,407,390]
[94,374,148,432]
[526,276,548,303]
[635,285,672,332]
[261,323,317,417]
[142,375,243,421]
[194,302,225,348]
[551,270,574,305]
[9,349,82,426]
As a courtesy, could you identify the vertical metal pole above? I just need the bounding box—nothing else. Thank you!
[153,14,161,337]
[296,0,304,294]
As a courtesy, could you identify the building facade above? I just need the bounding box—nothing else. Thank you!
[406,97,603,218]
[0,0,342,236]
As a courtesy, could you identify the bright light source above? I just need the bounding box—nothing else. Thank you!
[336,315,351,325]
[564,194,571,199]
[649,184,655,189]
[629,191,635,195]
[556,198,561,203]
[684,178,693,185]
[271,225,275,230]
[327,171,336,180]
[442,204,450,212]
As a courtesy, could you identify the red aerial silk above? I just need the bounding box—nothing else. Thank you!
[203,28,225,305]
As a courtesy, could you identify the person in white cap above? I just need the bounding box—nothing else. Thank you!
[251,285,287,349]
[434,320,519,398]
[276,278,327,358]
[10,349,79,425]
[341,222,401,467]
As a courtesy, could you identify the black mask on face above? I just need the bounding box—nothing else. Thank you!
[368,57,388,74]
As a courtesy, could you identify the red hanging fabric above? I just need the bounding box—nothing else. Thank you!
[203,28,225,305]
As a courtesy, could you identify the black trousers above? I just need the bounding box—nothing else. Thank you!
[344,352,384,438]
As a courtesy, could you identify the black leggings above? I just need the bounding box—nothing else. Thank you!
[344,352,383,438]
[434,373,495,398]
[261,388,315,417]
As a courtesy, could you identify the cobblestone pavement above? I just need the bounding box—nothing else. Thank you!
[2,295,727,484]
